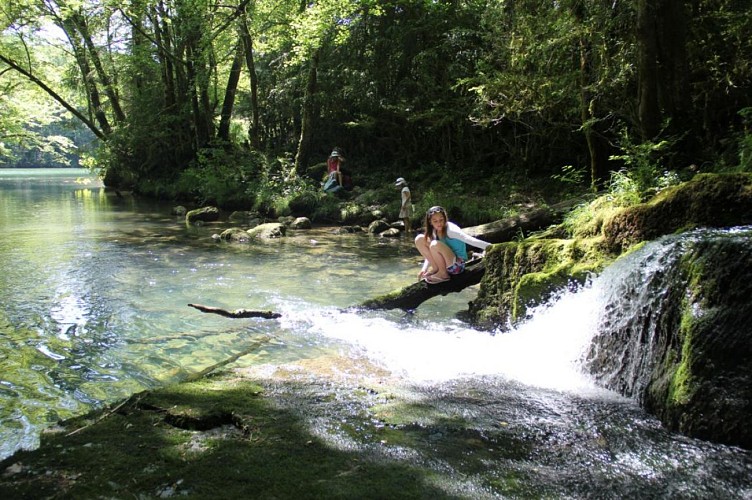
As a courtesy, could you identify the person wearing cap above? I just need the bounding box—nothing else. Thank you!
[395,177,413,233]
[414,205,490,284]
[327,148,346,187]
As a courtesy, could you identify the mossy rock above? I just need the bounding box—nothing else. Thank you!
[247,222,286,240]
[473,173,752,331]
[583,232,752,450]
[288,191,319,217]
[186,206,220,224]
[469,237,607,330]
[603,173,752,252]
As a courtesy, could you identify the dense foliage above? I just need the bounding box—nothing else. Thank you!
[1,0,751,213]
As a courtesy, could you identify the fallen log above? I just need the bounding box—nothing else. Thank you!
[357,258,486,311]
[464,197,585,243]
[188,303,281,319]
[357,199,582,312]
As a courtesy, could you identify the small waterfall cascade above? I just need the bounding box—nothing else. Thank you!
[582,233,687,400]
[582,226,752,448]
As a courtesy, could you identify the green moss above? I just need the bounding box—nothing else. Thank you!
[473,237,610,329]
[665,252,706,408]
[0,376,455,499]
[604,173,752,251]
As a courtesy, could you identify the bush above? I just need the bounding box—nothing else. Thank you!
[175,146,264,209]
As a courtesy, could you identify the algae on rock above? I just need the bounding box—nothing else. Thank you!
[468,237,607,331]
[583,233,752,450]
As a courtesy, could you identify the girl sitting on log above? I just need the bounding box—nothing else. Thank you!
[414,206,491,284]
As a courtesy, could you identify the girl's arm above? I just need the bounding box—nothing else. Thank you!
[446,222,491,251]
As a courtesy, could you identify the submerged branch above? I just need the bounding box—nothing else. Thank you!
[188,303,281,319]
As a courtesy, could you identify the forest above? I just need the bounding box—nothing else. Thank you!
[1,0,751,219]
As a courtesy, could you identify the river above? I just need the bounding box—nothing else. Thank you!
[1,168,751,497]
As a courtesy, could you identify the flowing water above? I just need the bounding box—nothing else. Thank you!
[1,168,751,497]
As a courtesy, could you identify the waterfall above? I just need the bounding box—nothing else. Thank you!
[582,234,687,401]
[581,226,752,449]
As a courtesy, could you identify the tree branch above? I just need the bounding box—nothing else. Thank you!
[0,52,107,141]
[188,303,281,319]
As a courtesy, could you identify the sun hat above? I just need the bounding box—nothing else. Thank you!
[395,177,407,186]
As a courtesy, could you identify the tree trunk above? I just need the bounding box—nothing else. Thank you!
[463,198,584,243]
[186,43,212,149]
[239,14,260,149]
[294,49,320,176]
[217,38,244,142]
[71,12,126,123]
[357,259,486,311]
[151,1,177,110]
[657,0,689,139]
[60,17,112,136]
[637,0,661,140]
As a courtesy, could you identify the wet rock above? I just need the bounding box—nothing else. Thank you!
[229,211,260,223]
[585,233,752,450]
[379,228,401,238]
[604,173,752,252]
[218,227,251,243]
[468,238,603,330]
[367,220,391,234]
[334,226,363,234]
[290,217,312,230]
[186,206,219,224]
[247,223,286,240]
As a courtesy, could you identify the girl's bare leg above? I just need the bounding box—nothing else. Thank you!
[414,234,438,278]
[428,240,454,279]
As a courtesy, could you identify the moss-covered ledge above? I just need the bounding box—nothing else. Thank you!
[468,236,608,330]
[603,173,752,252]
[464,173,752,449]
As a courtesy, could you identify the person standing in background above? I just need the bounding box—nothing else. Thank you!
[395,177,413,233]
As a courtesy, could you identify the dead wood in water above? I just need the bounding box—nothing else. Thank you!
[188,303,281,319]
[356,258,486,311]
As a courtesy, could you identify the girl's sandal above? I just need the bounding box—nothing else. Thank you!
[424,274,450,284]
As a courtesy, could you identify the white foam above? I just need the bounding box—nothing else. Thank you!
[284,280,607,393]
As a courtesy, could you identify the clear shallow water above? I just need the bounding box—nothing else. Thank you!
[0,168,480,457]
[1,169,751,497]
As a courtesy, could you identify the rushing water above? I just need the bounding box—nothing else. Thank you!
[1,168,751,497]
